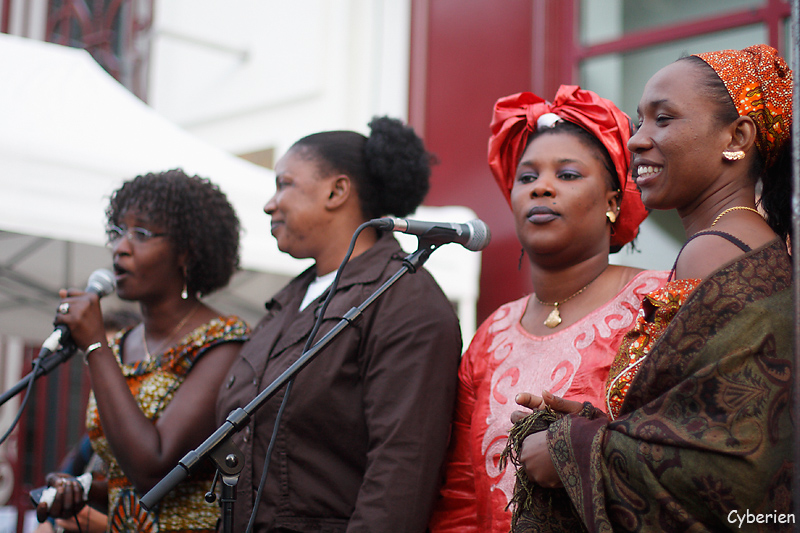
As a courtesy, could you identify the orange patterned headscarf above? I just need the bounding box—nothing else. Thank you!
[694,44,792,168]
[488,85,648,250]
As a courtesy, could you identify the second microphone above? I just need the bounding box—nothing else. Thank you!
[372,217,491,251]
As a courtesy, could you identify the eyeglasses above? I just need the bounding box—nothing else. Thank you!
[106,224,167,245]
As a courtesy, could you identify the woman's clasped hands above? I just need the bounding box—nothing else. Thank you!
[509,390,583,488]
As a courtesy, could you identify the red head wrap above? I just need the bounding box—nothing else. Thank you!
[694,45,792,169]
[488,85,648,250]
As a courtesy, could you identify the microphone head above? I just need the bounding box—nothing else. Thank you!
[464,220,491,251]
[86,268,116,297]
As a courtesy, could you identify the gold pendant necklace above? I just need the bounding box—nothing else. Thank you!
[543,306,564,329]
[142,304,200,363]
[535,268,607,328]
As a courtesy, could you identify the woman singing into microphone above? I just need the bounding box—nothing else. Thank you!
[38,169,249,532]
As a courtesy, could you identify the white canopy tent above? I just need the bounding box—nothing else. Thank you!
[0,33,480,344]
[0,33,300,342]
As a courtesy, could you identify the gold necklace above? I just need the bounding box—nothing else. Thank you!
[711,206,761,227]
[534,268,607,328]
[142,304,200,363]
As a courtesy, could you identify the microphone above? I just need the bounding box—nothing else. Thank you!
[373,217,491,251]
[38,268,116,359]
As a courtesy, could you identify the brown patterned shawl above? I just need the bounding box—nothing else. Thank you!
[513,238,793,532]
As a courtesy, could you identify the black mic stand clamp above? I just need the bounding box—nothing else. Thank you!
[206,437,245,533]
[141,242,440,532]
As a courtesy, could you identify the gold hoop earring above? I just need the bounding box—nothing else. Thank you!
[606,210,617,224]
[722,150,745,161]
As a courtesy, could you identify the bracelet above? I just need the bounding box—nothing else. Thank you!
[83,342,104,366]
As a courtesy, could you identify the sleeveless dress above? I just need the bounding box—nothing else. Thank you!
[605,230,752,419]
[533,236,792,533]
[86,316,249,533]
[502,232,784,533]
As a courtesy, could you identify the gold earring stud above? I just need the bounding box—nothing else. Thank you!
[722,150,745,161]
[606,210,617,223]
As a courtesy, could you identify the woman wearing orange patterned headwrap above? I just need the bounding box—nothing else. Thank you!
[508,45,794,532]
[428,86,667,533]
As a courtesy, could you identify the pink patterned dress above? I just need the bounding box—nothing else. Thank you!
[429,270,668,533]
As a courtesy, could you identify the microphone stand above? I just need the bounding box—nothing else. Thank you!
[0,344,77,407]
[140,242,439,531]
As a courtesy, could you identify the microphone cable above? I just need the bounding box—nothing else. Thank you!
[0,354,46,446]
[245,220,375,533]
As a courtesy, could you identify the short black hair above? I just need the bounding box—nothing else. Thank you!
[106,169,241,296]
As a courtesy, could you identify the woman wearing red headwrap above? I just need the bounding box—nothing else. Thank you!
[428,86,668,533]
[508,45,794,532]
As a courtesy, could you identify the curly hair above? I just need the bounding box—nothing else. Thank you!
[290,116,433,220]
[679,55,792,241]
[106,169,241,297]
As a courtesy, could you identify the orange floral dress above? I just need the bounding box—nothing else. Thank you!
[605,279,701,419]
[86,316,248,533]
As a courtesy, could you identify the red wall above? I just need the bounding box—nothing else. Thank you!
[409,0,536,324]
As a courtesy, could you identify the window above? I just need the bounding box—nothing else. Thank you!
[580,25,768,118]
[580,0,765,45]
[572,0,790,271]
